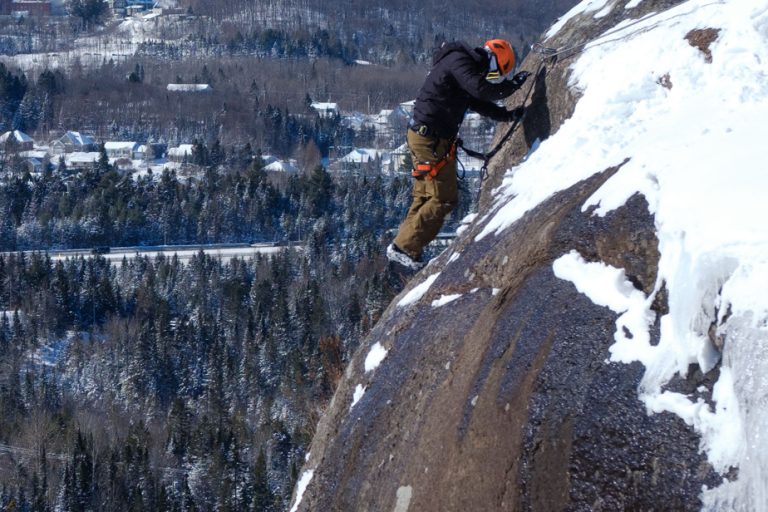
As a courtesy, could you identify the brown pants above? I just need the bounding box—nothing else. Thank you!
[393,129,458,260]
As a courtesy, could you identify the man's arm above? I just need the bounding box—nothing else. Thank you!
[466,97,511,121]
[466,97,524,123]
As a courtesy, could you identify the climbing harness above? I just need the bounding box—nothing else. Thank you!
[412,141,457,180]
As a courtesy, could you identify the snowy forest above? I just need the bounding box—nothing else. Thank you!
[0,160,480,510]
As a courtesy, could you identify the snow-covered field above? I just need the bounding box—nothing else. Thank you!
[43,243,294,265]
[475,0,767,509]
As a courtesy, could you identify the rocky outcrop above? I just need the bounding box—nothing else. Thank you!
[295,1,722,510]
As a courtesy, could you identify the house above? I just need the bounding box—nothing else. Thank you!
[22,157,45,173]
[104,141,140,159]
[51,131,97,154]
[135,144,150,160]
[310,102,339,118]
[390,142,410,172]
[19,149,49,173]
[111,157,135,173]
[124,0,153,13]
[263,159,298,173]
[339,148,390,164]
[0,130,34,151]
[335,148,392,175]
[125,0,153,7]
[167,84,212,93]
[64,152,100,171]
[399,100,415,117]
[167,144,193,162]
[105,0,126,16]
[9,0,52,16]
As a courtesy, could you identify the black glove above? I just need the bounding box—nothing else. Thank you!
[504,106,526,122]
[510,71,531,88]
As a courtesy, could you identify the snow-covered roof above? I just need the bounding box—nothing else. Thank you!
[260,154,279,165]
[61,131,96,146]
[264,160,298,173]
[167,84,212,92]
[167,144,193,156]
[0,130,34,144]
[311,102,339,113]
[105,141,140,150]
[19,149,48,159]
[392,143,409,154]
[372,110,394,124]
[340,148,388,163]
[65,152,100,165]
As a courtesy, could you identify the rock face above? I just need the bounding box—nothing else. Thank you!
[295,1,722,510]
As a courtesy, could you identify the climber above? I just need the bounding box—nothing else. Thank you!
[387,38,530,270]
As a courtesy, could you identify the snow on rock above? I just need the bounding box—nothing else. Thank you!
[393,486,413,512]
[431,294,462,308]
[397,273,440,307]
[546,0,614,37]
[350,384,366,409]
[289,469,315,512]
[364,342,388,373]
[505,0,768,507]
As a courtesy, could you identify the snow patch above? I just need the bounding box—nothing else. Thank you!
[351,384,366,409]
[364,342,388,373]
[546,0,614,37]
[289,469,315,512]
[594,0,617,18]
[394,486,413,512]
[431,294,462,308]
[552,251,645,313]
[398,273,440,307]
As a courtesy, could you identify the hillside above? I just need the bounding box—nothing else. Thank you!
[292,0,768,510]
[0,0,578,151]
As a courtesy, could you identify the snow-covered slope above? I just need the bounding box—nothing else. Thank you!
[481,0,767,508]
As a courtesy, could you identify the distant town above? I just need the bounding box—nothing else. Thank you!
[1,0,183,18]
[0,99,491,179]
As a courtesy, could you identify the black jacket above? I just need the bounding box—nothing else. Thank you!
[412,41,522,139]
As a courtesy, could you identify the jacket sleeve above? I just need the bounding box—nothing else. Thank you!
[448,51,521,102]
[466,97,511,121]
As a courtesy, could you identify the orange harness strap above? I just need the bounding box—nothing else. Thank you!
[412,142,457,180]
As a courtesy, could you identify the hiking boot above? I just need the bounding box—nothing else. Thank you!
[386,243,424,271]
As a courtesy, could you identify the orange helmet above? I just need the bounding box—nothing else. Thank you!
[484,39,515,76]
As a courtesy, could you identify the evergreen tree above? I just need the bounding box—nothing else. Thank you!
[251,450,274,512]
